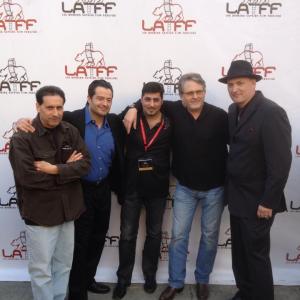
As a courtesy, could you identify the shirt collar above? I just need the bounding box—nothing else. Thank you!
[85,105,109,128]
[33,115,67,136]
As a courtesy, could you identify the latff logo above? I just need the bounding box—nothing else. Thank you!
[61,0,117,17]
[221,43,276,80]
[152,59,182,96]
[218,227,232,249]
[289,201,300,212]
[296,145,300,157]
[286,245,300,264]
[142,0,197,34]
[0,58,41,93]
[0,186,17,208]
[0,0,37,33]
[2,231,28,260]
[226,0,282,17]
[0,126,14,154]
[64,42,118,79]
[160,231,171,261]
[105,234,119,247]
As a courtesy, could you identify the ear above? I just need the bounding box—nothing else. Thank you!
[36,102,40,113]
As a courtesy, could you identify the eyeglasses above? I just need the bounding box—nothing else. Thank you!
[182,90,205,97]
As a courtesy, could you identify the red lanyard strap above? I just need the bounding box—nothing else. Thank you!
[140,118,164,152]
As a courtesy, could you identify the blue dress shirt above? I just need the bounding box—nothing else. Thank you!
[82,105,115,182]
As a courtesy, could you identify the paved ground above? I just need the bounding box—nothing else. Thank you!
[0,282,299,300]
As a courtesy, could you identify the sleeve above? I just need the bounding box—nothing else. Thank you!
[260,106,292,209]
[56,127,91,184]
[9,134,57,190]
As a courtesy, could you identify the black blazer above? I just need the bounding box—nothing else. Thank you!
[63,108,125,202]
[227,91,292,218]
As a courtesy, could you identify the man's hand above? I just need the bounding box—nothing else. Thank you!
[34,161,58,175]
[123,108,137,134]
[15,118,35,133]
[66,151,83,163]
[257,205,273,219]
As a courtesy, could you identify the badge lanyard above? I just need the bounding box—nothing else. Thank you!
[140,118,164,152]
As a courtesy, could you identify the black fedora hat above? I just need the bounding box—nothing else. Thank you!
[218,60,262,84]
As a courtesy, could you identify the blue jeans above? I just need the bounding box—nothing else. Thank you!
[168,183,224,288]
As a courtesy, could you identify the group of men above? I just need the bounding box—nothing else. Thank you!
[9,60,291,300]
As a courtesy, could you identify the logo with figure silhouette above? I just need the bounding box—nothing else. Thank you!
[160,231,171,261]
[64,42,117,79]
[286,245,300,264]
[0,185,18,208]
[0,0,37,32]
[0,58,41,93]
[225,0,282,17]
[61,0,116,17]
[142,0,197,34]
[220,43,276,80]
[218,227,231,249]
[2,231,28,260]
[146,60,182,97]
[0,126,14,154]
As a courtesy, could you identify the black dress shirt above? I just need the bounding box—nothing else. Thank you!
[163,100,228,191]
[125,113,172,198]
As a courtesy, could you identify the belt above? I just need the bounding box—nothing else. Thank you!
[81,178,108,187]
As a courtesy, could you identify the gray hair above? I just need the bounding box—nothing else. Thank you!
[178,73,206,95]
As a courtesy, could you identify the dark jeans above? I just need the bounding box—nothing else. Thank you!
[116,193,167,284]
[68,179,111,300]
[230,214,275,300]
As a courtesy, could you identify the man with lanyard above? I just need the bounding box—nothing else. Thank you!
[123,73,228,300]
[113,82,172,299]
[14,80,125,300]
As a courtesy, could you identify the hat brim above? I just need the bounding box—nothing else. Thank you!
[218,74,262,84]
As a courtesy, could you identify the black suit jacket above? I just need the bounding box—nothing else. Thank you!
[63,108,125,203]
[227,91,292,218]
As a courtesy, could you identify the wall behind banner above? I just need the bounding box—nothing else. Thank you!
[0,0,299,284]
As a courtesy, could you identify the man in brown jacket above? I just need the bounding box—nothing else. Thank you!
[9,85,91,300]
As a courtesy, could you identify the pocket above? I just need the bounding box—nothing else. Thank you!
[33,150,56,161]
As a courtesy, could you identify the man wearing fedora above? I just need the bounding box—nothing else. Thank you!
[219,60,292,300]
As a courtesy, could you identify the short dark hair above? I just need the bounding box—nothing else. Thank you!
[36,86,66,105]
[178,73,206,96]
[142,82,164,98]
[88,80,113,98]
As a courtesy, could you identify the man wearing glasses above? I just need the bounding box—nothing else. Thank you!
[123,73,228,300]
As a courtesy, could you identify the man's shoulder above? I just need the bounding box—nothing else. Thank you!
[205,102,228,117]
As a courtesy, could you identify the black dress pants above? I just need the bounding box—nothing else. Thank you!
[230,214,275,300]
[68,179,111,300]
[116,193,166,284]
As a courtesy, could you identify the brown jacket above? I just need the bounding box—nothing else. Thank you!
[9,116,91,226]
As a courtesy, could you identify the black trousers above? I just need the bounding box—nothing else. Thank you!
[116,193,166,284]
[230,214,275,300]
[68,180,111,300]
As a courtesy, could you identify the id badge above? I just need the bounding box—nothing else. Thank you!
[138,158,153,171]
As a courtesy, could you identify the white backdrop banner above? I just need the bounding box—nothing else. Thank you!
[0,0,299,285]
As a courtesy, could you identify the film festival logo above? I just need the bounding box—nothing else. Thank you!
[2,231,28,260]
[0,126,14,154]
[105,234,119,247]
[65,42,118,79]
[289,200,300,213]
[226,0,282,18]
[0,185,18,208]
[142,0,197,35]
[218,227,232,249]
[0,58,41,94]
[286,245,300,264]
[221,43,276,80]
[151,59,182,96]
[160,231,171,261]
[0,0,37,33]
[61,0,117,17]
